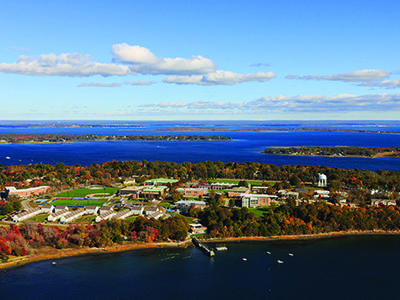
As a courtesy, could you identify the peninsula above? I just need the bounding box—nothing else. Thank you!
[263,146,400,158]
[0,134,232,144]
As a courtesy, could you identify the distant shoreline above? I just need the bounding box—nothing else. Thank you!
[2,230,400,271]
[262,146,400,159]
[0,134,232,144]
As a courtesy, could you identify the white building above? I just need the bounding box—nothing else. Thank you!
[95,210,116,222]
[60,209,85,223]
[131,206,144,215]
[145,207,160,215]
[85,206,99,214]
[112,209,136,220]
[40,204,54,214]
[48,209,69,222]
[12,207,41,222]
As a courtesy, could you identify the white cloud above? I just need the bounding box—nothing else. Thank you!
[358,79,400,89]
[124,80,156,86]
[286,69,391,82]
[112,43,216,75]
[8,46,31,52]
[142,93,400,114]
[250,63,270,67]
[163,70,276,85]
[0,53,132,77]
[113,44,159,64]
[77,82,121,87]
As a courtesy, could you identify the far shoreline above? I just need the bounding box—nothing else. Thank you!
[2,230,400,271]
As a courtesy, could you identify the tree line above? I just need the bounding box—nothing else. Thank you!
[1,160,400,196]
[0,216,189,262]
[263,146,400,158]
[192,200,400,238]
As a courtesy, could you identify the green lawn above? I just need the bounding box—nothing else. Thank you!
[29,214,50,222]
[208,179,273,186]
[125,216,138,222]
[75,215,97,223]
[56,187,120,198]
[161,202,171,208]
[51,199,108,207]
[248,206,271,217]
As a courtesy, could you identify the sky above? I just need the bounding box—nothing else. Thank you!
[1,0,399,121]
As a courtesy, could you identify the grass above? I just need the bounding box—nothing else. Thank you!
[51,199,108,207]
[75,215,97,223]
[125,216,138,222]
[248,206,271,217]
[56,187,120,198]
[161,202,171,208]
[29,214,50,222]
[208,179,274,186]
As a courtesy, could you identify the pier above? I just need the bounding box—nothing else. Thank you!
[192,237,215,257]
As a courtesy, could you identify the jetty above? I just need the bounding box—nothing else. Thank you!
[192,237,215,257]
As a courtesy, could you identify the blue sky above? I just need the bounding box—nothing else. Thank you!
[1,0,399,120]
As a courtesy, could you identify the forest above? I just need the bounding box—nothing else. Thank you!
[0,216,190,262]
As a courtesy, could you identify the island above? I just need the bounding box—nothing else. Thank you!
[262,146,400,158]
[0,134,232,144]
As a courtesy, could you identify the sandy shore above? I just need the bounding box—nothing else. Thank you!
[0,240,192,271]
[2,230,400,271]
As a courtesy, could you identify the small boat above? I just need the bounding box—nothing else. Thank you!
[277,260,284,264]
[242,258,247,261]
[266,251,271,254]
[216,246,228,251]
[51,261,57,266]
[289,253,294,256]
[5,156,10,159]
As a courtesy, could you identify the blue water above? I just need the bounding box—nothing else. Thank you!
[0,121,400,171]
[1,235,399,299]
[1,121,400,299]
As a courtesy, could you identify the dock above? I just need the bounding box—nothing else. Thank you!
[192,237,215,257]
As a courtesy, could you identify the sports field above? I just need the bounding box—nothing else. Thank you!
[56,187,120,198]
[51,199,108,207]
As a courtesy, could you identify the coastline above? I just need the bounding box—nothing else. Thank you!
[0,240,192,271]
[2,230,400,271]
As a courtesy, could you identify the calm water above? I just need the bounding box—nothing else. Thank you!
[1,121,400,298]
[1,235,399,299]
[1,121,400,171]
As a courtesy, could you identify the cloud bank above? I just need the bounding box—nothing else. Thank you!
[286,69,391,82]
[163,70,276,85]
[112,43,216,75]
[140,93,400,114]
[0,53,132,77]
[358,80,400,89]
[77,82,121,87]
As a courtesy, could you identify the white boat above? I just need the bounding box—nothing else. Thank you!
[266,251,271,254]
[216,246,228,251]
[5,156,10,159]
[277,260,284,264]
[242,258,247,261]
[289,253,294,256]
